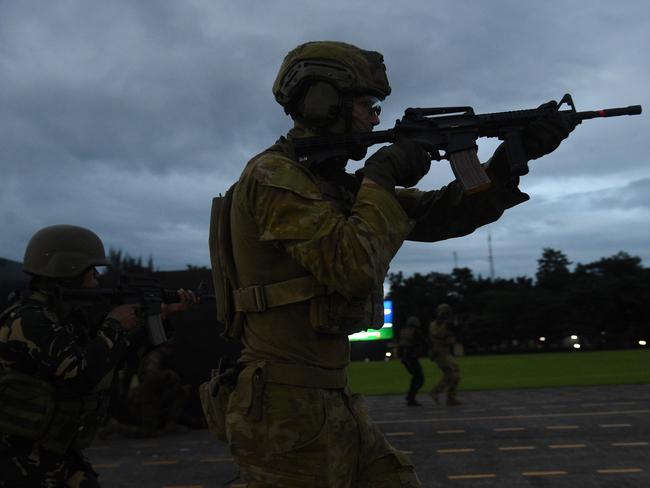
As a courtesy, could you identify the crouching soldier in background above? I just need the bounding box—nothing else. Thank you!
[132,340,190,437]
[0,225,195,487]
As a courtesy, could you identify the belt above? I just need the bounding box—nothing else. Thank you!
[246,362,347,389]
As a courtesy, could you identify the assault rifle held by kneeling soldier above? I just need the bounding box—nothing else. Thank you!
[293,93,642,194]
[52,275,205,346]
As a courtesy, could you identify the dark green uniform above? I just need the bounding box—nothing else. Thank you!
[398,317,425,406]
[0,292,129,487]
[133,345,188,436]
[224,133,527,486]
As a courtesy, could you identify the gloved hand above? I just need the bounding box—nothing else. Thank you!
[521,101,579,160]
[357,139,431,192]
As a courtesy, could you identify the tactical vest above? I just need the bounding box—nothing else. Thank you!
[0,300,113,454]
[208,147,384,339]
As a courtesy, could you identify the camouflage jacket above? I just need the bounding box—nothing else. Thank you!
[429,319,456,349]
[0,291,129,482]
[231,133,528,369]
[0,291,129,390]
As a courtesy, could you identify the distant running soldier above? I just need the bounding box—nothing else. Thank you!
[429,303,461,406]
[398,316,426,406]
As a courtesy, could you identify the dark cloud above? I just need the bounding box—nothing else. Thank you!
[1,0,648,279]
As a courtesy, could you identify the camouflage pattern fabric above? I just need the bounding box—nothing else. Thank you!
[0,292,128,486]
[227,380,420,487]
[134,347,188,435]
[429,320,460,399]
[224,131,530,486]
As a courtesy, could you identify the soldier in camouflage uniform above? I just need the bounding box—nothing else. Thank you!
[0,225,194,487]
[213,41,576,487]
[428,303,461,406]
[133,340,189,437]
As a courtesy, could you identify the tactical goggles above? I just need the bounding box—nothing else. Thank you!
[356,96,382,117]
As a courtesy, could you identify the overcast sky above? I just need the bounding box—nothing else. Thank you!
[1,0,648,281]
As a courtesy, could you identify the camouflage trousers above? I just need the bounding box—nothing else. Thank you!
[431,351,460,400]
[226,369,421,487]
[0,435,99,487]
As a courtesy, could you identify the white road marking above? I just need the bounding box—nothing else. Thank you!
[448,473,496,480]
[611,442,649,447]
[600,423,631,428]
[437,448,475,454]
[200,457,233,463]
[545,425,579,430]
[437,429,465,434]
[375,409,650,425]
[549,444,586,449]
[498,446,536,451]
[597,468,643,474]
[522,470,567,476]
[493,427,525,432]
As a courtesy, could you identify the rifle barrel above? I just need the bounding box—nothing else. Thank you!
[576,105,642,120]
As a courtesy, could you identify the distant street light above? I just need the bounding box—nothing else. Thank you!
[539,336,546,342]
[573,344,581,349]
[639,340,647,347]
[570,335,578,340]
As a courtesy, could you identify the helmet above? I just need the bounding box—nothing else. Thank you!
[405,316,421,327]
[23,225,109,279]
[437,303,452,316]
[273,41,391,130]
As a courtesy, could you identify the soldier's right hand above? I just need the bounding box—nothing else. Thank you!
[107,304,140,331]
[358,139,431,192]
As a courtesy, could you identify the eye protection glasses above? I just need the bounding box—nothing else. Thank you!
[356,96,382,117]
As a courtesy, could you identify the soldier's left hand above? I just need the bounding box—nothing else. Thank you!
[161,289,199,319]
[521,100,579,160]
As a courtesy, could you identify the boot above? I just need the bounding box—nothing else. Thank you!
[429,390,441,405]
[446,397,461,407]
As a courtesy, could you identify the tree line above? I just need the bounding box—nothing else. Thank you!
[388,249,649,353]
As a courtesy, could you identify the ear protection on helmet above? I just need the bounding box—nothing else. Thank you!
[294,81,343,129]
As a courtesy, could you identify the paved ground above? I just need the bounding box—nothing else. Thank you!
[88,384,650,487]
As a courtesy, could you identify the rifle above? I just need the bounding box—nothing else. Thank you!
[54,275,214,347]
[292,93,642,194]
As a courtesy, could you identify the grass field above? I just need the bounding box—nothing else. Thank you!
[347,349,650,395]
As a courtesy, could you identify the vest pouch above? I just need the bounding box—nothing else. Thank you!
[199,360,242,441]
[199,377,232,442]
[209,185,243,340]
[0,370,56,440]
[309,289,384,335]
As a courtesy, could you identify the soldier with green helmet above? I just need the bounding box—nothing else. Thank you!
[210,40,576,486]
[428,303,462,406]
[0,225,194,487]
